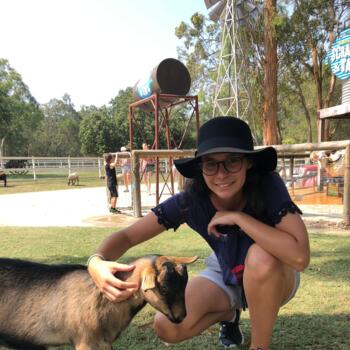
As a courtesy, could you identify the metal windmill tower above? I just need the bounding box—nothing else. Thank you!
[204,0,259,118]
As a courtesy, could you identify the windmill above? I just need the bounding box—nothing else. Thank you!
[204,0,259,119]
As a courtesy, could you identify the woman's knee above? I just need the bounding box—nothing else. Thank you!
[153,313,184,343]
[245,244,282,282]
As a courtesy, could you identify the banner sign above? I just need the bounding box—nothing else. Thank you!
[328,28,350,80]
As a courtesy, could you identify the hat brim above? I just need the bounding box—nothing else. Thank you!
[174,147,277,178]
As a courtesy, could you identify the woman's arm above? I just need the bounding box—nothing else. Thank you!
[208,211,310,271]
[88,212,166,301]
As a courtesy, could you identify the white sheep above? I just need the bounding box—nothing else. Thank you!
[67,172,79,186]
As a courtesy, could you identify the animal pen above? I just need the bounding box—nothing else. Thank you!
[125,140,349,225]
[1,141,349,226]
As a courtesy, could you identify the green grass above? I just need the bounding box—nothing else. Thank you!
[0,226,349,349]
[0,170,105,194]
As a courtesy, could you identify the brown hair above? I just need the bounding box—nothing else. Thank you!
[104,153,113,162]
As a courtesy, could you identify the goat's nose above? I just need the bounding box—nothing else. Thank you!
[171,317,184,324]
[170,311,186,324]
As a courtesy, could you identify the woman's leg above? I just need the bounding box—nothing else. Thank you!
[123,172,129,191]
[244,244,296,350]
[154,276,235,343]
[146,172,151,193]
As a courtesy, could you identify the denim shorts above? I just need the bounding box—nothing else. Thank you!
[199,253,300,309]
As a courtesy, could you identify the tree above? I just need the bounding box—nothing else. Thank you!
[278,0,347,141]
[0,59,43,156]
[262,0,279,144]
[175,12,220,118]
[31,94,81,156]
[79,107,118,156]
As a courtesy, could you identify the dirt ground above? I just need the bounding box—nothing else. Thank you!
[0,186,347,232]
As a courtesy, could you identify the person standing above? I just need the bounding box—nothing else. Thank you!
[104,153,120,214]
[140,143,153,194]
[120,146,131,193]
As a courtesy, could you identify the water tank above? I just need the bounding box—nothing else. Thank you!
[341,78,350,103]
[133,58,191,111]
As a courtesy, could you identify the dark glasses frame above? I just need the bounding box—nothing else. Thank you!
[199,156,245,176]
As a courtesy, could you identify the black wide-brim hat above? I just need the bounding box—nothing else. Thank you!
[174,116,277,178]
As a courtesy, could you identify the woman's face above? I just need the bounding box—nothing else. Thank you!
[201,153,251,203]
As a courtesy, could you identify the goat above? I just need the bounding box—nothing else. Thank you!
[0,172,6,187]
[67,172,79,186]
[0,255,197,350]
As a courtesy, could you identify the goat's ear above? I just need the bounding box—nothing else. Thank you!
[170,256,198,265]
[141,268,156,292]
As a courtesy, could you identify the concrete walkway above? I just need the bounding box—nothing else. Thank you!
[0,186,344,228]
[0,185,172,227]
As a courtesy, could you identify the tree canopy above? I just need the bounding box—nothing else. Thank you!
[1,2,350,157]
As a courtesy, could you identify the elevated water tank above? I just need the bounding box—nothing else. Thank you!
[133,58,191,111]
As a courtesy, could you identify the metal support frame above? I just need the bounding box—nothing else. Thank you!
[213,0,250,119]
[128,93,199,205]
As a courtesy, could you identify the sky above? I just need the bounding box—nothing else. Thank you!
[1,0,208,109]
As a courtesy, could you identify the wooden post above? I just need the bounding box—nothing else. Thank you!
[132,151,142,217]
[290,156,294,196]
[343,145,350,225]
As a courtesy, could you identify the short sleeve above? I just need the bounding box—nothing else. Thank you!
[151,193,189,231]
[262,172,302,225]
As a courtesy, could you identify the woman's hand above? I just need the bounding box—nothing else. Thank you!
[88,257,138,302]
[207,211,239,238]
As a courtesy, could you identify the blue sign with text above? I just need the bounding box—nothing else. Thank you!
[136,77,153,99]
[327,28,350,80]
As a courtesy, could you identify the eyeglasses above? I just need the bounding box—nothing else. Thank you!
[200,156,244,176]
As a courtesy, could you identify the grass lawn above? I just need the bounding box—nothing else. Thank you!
[0,170,105,195]
[0,226,349,349]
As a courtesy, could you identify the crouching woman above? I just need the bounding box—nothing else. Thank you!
[88,117,310,350]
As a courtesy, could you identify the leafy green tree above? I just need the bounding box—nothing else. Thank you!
[79,107,118,156]
[31,94,81,156]
[175,12,220,118]
[0,58,43,156]
[278,0,347,141]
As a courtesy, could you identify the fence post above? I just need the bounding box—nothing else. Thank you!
[32,156,36,181]
[132,151,142,217]
[98,157,102,178]
[68,156,71,175]
[343,145,350,226]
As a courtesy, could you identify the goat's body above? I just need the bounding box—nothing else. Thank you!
[0,259,146,350]
[0,255,196,350]
[0,173,6,187]
[67,172,79,186]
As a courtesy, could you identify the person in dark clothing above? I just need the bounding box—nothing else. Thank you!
[104,153,120,214]
[88,117,310,350]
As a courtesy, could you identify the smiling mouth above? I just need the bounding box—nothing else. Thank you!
[216,182,233,188]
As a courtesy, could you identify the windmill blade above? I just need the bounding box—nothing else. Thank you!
[236,0,260,25]
[204,0,222,9]
[208,0,226,22]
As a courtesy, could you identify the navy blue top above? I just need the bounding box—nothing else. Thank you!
[151,172,301,287]
[105,164,117,187]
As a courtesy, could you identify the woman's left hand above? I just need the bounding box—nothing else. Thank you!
[207,211,239,238]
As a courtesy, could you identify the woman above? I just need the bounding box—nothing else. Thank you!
[140,142,154,194]
[88,117,310,350]
[120,146,131,192]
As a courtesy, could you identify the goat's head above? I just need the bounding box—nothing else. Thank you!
[138,255,197,324]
